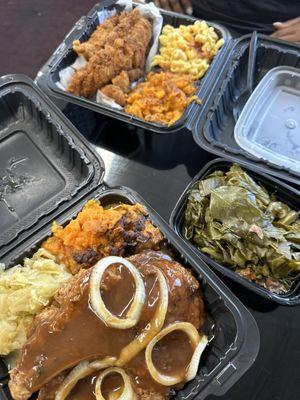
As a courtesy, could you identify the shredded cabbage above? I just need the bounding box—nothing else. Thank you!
[0,249,71,355]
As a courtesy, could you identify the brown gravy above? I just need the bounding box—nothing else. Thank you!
[18,266,137,392]
[152,330,194,379]
[68,331,194,400]
[67,372,124,400]
[13,251,202,399]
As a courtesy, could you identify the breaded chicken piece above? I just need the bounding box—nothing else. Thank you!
[72,14,120,60]
[10,251,204,400]
[101,84,127,106]
[127,68,144,82]
[68,9,152,98]
[112,71,130,92]
[101,70,146,106]
[42,200,163,274]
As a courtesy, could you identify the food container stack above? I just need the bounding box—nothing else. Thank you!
[1,1,300,400]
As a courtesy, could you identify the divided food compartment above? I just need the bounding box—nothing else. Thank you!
[35,0,231,133]
[0,186,259,400]
[169,158,300,305]
[0,74,105,263]
[189,34,300,186]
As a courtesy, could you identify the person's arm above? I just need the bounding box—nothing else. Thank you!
[271,17,300,43]
[153,0,193,15]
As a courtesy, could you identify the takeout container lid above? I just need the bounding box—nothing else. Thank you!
[0,74,105,260]
[169,158,300,306]
[188,34,300,186]
[234,66,300,174]
[35,0,232,134]
[35,3,300,185]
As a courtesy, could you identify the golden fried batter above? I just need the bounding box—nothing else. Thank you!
[101,84,127,106]
[72,15,120,60]
[42,200,163,274]
[112,70,130,92]
[68,9,152,98]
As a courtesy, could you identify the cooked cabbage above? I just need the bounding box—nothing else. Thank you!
[0,249,71,355]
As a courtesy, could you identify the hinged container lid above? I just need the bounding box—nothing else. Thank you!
[0,74,105,260]
[189,34,300,186]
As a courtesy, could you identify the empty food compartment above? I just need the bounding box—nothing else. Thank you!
[0,75,104,249]
[234,66,300,173]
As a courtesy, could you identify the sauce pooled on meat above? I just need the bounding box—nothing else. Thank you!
[9,251,205,400]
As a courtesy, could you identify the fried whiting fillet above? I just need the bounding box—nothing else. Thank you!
[42,200,163,275]
[68,9,152,98]
[9,251,205,400]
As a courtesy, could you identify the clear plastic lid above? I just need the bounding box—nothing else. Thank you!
[234,66,300,173]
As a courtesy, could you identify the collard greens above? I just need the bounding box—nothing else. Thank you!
[184,164,300,293]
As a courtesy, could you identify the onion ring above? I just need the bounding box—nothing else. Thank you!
[89,256,146,329]
[145,322,208,386]
[95,367,136,400]
[117,268,169,366]
[55,357,116,400]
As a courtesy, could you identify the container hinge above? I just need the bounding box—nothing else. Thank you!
[99,180,110,192]
[215,363,237,385]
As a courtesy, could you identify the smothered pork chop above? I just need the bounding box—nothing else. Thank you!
[9,251,206,400]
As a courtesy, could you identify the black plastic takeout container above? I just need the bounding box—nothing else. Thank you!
[188,34,300,186]
[35,0,231,133]
[0,189,260,400]
[169,158,300,306]
[0,76,259,400]
[0,74,104,253]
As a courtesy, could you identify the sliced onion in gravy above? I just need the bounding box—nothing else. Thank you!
[117,268,169,366]
[89,256,146,329]
[145,322,208,386]
[55,357,116,400]
[95,367,136,400]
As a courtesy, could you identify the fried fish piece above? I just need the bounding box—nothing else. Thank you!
[68,9,152,98]
[112,71,130,92]
[101,84,127,106]
[72,14,120,60]
[101,69,147,106]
